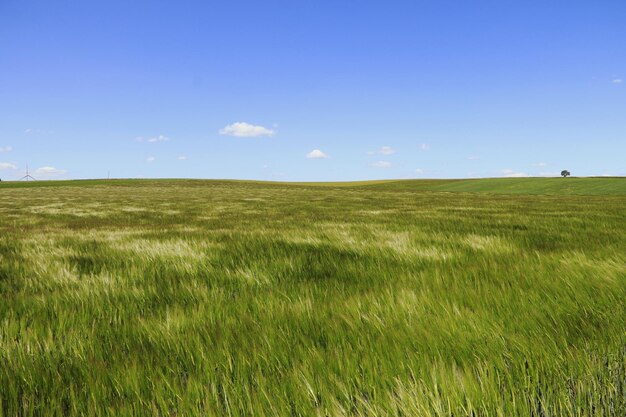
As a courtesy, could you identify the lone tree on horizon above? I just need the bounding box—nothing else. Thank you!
[561,170,571,178]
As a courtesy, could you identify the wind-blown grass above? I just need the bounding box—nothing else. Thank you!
[1,179,625,416]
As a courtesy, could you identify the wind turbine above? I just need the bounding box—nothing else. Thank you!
[20,165,36,181]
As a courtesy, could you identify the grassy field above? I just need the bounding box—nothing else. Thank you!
[367,177,626,195]
[1,178,625,416]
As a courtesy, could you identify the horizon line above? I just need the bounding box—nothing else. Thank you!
[2,176,625,184]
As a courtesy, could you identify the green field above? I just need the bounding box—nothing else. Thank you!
[1,178,625,416]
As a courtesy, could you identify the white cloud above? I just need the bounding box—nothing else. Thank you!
[136,135,169,143]
[501,169,528,178]
[367,147,396,155]
[415,168,424,174]
[0,146,13,153]
[613,79,623,84]
[420,143,430,151]
[377,146,396,155]
[149,135,169,143]
[219,122,275,138]
[535,162,548,167]
[146,156,156,162]
[467,155,480,160]
[371,161,391,168]
[35,166,67,175]
[177,155,187,160]
[0,162,17,170]
[306,149,328,159]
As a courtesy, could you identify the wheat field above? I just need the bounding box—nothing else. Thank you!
[1,179,625,416]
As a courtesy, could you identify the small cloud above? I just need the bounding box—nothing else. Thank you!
[24,128,46,134]
[534,162,548,167]
[0,146,13,153]
[136,135,169,143]
[219,122,275,138]
[0,162,17,170]
[372,146,396,155]
[613,79,623,84]
[539,172,560,177]
[306,149,328,159]
[371,161,391,168]
[146,156,156,162]
[415,168,424,174]
[467,155,480,160]
[148,135,169,143]
[35,166,67,175]
[501,169,528,178]
[177,155,187,160]
[367,147,396,155]
[420,143,430,151]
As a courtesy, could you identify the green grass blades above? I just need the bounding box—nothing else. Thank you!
[1,179,625,416]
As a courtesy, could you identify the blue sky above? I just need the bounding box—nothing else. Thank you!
[1,1,624,181]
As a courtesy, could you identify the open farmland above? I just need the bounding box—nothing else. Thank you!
[1,178,625,416]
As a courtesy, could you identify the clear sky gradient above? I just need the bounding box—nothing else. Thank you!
[1,1,624,181]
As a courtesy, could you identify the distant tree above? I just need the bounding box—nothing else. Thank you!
[561,170,570,178]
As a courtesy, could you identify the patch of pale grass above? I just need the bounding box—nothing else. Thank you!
[229,267,272,286]
[26,203,110,218]
[559,251,626,284]
[357,210,385,215]
[117,239,213,262]
[118,206,148,213]
[374,229,452,260]
[463,234,514,253]
[312,224,453,260]
[72,229,143,242]
[279,233,324,246]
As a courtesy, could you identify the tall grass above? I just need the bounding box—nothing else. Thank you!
[1,180,625,416]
